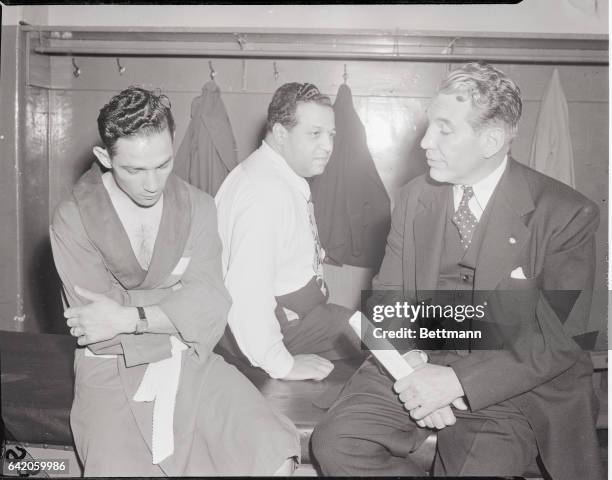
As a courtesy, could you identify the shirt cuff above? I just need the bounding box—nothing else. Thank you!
[261,343,295,379]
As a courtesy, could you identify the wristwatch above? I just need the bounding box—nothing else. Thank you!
[134,306,149,334]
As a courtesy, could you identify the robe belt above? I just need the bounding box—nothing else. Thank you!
[85,335,188,464]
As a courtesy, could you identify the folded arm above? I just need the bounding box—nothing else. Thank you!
[50,196,230,366]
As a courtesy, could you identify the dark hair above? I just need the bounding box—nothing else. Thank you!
[438,61,522,137]
[97,86,175,155]
[266,82,332,132]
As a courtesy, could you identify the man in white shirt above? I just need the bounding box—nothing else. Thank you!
[215,83,362,381]
[312,62,603,479]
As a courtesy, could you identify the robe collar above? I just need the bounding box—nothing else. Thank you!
[73,162,192,290]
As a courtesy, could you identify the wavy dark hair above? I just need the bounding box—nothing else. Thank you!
[97,86,175,155]
[438,61,522,137]
[266,82,331,133]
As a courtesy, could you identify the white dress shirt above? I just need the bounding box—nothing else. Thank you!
[215,141,322,379]
[453,156,508,220]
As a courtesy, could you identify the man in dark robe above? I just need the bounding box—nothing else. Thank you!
[50,87,299,477]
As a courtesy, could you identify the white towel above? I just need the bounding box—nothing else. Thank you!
[133,336,188,464]
[528,69,576,188]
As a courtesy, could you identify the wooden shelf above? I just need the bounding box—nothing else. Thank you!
[23,26,608,65]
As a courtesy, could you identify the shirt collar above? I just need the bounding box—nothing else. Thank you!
[454,155,508,213]
[261,140,311,199]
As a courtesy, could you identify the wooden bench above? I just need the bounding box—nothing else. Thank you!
[0,331,607,476]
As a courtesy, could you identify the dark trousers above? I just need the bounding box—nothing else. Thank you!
[216,280,364,368]
[311,356,538,477]
[281,302,363,360]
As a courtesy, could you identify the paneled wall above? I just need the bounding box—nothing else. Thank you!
[20,53,609,346]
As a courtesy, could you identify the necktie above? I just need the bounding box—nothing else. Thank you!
[452,186,478,249]
[307,196,327,295]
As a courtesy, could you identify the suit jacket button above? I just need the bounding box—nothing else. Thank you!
[509,237,517,244]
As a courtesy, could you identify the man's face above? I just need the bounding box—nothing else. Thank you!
[110,129,174,208]
[281,102,335,178]
[420,92,488,185]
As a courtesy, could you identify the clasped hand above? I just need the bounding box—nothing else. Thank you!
[394,363,467,430]
[64,286,134,345]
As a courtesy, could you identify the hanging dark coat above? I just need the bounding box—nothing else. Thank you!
[310,83,391,269]
[174,80,238,196]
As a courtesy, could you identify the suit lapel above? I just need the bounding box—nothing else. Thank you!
[475,159,534,290]
[413,183,450,291]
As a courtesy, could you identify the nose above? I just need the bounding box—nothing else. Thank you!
[420,125,434,150]
[143,171,160,193]
[320,132,333,154]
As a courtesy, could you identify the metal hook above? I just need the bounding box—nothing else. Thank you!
[273,61,279,82]
[116,57,126,75]
[72,58,81,78]
[441,37,459,55]
[343,64,348,84]
[208,60,217,81]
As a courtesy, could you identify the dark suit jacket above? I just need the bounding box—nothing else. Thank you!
[373,158,603,480]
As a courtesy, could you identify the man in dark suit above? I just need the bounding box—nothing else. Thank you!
[311,62,603,479]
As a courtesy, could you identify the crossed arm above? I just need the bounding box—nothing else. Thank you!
[50,198,231,366]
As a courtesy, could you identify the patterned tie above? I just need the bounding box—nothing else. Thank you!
[307,196,327,295]
[452,186,478,249]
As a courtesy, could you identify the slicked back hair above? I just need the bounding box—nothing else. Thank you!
[266,82,332,133]
[438,62,522,137]
[97,86,175,156]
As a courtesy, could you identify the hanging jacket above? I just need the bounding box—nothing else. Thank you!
[311,83,391,269]
[175,80,238,196]
[528,69,576,188]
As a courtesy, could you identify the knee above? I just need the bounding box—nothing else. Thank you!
[310,420,336,467]
[311,417,347,472]
[311,415,366,474]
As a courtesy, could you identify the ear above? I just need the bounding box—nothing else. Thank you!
[92,146,112,169]
[271,122,288,146]
[479,126,506,158]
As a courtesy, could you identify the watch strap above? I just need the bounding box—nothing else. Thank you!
[135,307,149,334]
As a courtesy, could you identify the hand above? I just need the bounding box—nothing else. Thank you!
[394,363,465,419]
[65,286,136,346]
[415,405,456,430]
[283,354,334,381]
[414,398,468,430]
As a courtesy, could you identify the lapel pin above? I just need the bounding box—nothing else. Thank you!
[508,237,517,245]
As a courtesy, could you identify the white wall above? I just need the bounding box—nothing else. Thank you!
[1,3,21,26]
[1,2,609,35]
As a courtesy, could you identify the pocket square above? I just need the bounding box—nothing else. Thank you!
[171,256,191,276]
[510,266,527,279]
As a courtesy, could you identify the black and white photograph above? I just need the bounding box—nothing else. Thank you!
[0,2,608,478]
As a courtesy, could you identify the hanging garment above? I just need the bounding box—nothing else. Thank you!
[310,84,391,269]
[175,80,239,196]
[528,69,576,188]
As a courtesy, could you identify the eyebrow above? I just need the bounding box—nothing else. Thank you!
[428,116,453,128]
[125,157,172,171]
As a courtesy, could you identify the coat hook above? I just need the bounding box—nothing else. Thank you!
[116,57,126,75]
[208,60,217,81]
[273,61,279,82]
[343,64,348,84]
[441,37,459,55]
[72,57,81,78]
